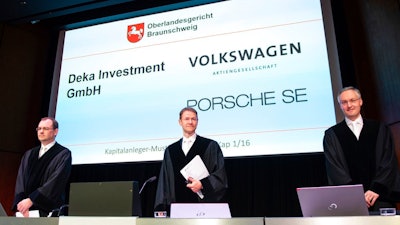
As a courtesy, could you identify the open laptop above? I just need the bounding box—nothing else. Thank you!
[0,203,7,216]
[170,203,231,218]
[68,181,141,216]
[296,184,369,217]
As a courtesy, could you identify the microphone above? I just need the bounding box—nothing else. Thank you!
[47,204,69,217]
[139,176,157,194]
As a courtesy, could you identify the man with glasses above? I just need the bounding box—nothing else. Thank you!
[12,117,72,217]
[323,86,399,211]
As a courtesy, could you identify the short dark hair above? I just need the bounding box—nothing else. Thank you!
[41,117,59,129]
[179,107,198,119]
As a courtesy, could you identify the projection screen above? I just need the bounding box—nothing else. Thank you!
[50,0,342,165]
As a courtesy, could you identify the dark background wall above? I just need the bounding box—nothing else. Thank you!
[1,0,399,217]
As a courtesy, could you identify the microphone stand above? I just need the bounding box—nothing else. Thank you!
[139,176,157,195]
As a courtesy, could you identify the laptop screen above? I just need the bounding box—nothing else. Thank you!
[68,181,141,216]
[296,184,369,217]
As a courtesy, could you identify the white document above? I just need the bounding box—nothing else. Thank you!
[180,155,210,199]
[15,210,40,217]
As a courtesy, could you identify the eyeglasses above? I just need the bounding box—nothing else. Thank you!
[339,98,360,106]
[36,127,53,131]
[182,118,198,122]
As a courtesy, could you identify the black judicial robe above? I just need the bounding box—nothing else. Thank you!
[154,135,228,211]
[323,119,400,202]
[12,143,72,216]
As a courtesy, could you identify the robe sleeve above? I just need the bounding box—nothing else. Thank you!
[370,123,398,195]
[29,149,72,212]
[323,128,353,185]
[200,140,228,202]
[154,148,175,211]
[12,151,32,211]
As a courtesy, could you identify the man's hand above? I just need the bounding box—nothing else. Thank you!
[17,198,33,217]
[186,177,203,193]
[365,190,379,208]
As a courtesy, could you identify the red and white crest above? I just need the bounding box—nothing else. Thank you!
[127,23,144,43]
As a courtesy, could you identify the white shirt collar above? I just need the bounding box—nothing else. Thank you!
[345,115,363,126]
[183,134,197,143]
[182,134,196,156]
[41,141,56,151]
[39,141,56,158]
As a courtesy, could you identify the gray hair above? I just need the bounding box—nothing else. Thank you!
[337,86,362,103]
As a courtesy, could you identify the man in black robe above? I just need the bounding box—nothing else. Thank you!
[12,117,72,217]
[323,86,400,211]
[154,107,228,214]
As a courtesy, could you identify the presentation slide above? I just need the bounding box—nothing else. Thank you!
[54,0,338,165]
